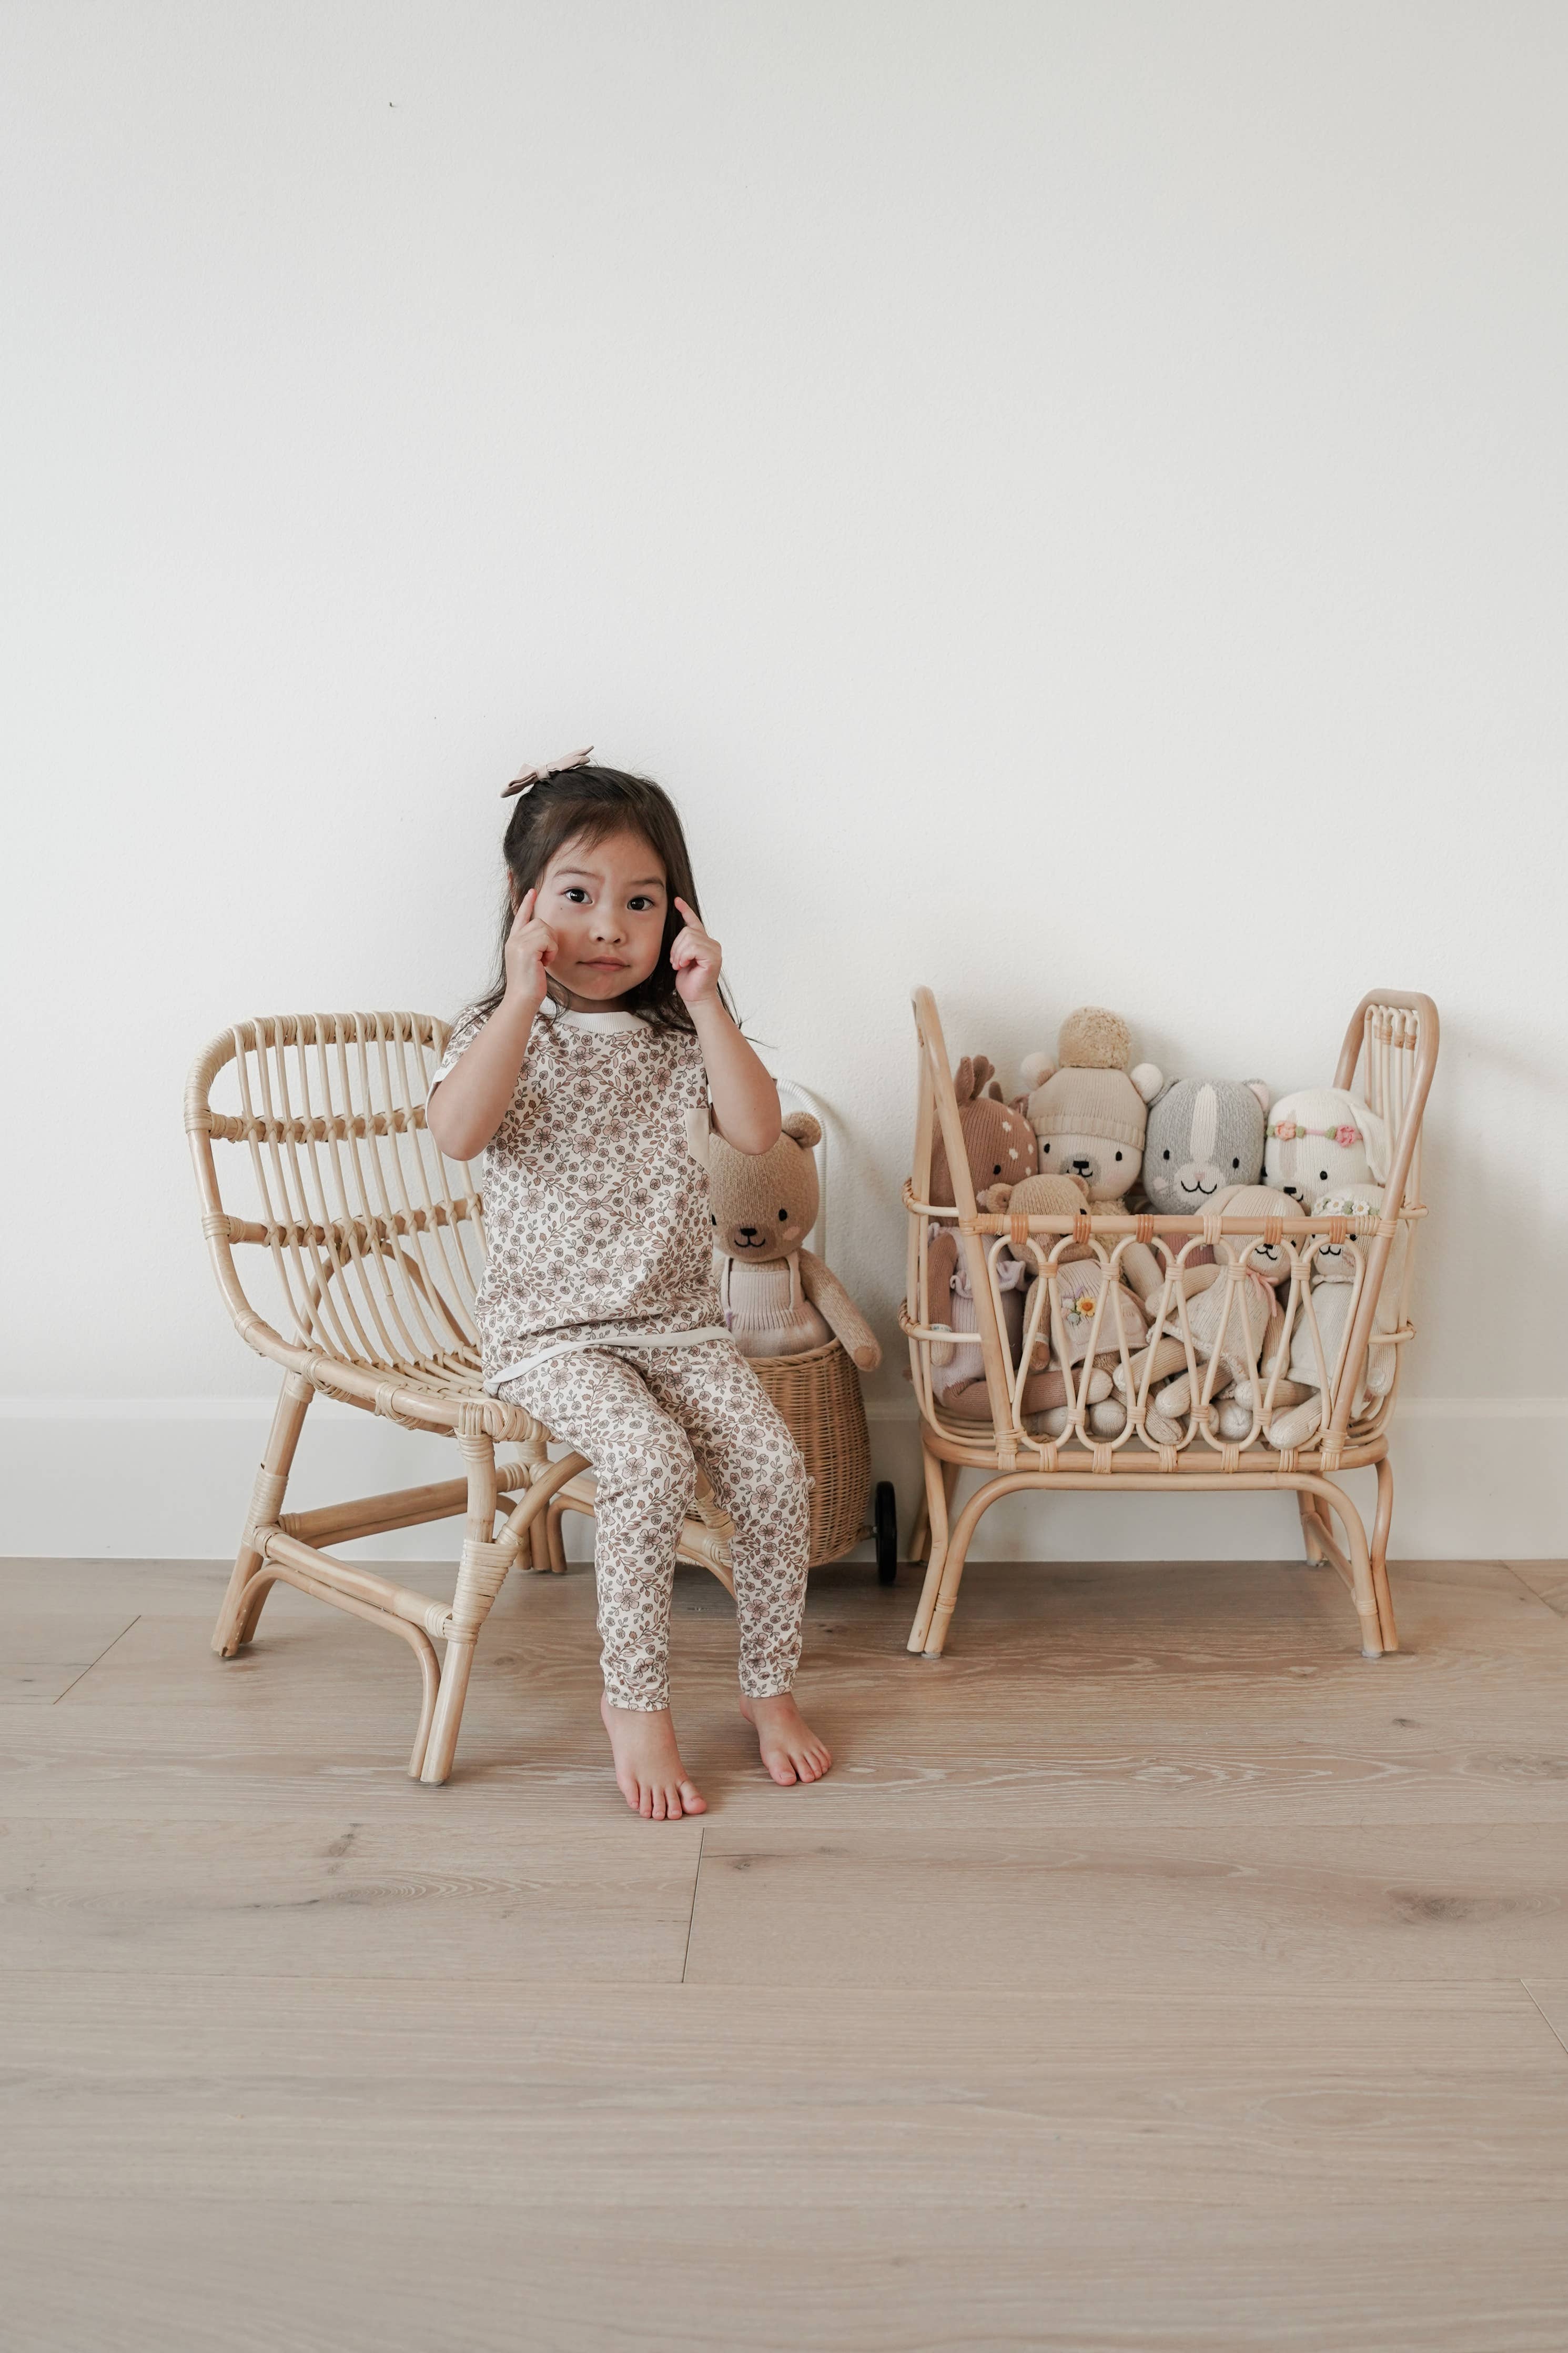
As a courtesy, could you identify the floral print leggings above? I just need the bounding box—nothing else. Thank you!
[497,1338,812,1711]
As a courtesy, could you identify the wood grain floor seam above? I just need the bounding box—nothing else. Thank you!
[48,1613,144,1705]
[1521,1978,1568,2063]
[680,1824,704,1984]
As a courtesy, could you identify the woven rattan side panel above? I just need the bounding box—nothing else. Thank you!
[752,1339,870,1569]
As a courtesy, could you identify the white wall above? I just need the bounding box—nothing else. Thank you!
[4,1,1565,1561]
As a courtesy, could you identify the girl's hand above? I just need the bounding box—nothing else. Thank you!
[503,887,559,1010]
[670,896,723,1008]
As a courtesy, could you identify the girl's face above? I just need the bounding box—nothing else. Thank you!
[528,827,669,1008]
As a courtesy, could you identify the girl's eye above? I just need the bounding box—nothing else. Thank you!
[563,887,589,903]
[629,896,656,911]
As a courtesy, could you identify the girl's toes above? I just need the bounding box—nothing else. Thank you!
[680,1782,707,1814]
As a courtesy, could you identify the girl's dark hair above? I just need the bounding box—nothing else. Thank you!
[474,763,740,1038]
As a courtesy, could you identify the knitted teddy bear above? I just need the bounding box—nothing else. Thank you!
[1262,1088,1389,1204]
[926,1222,1141,1432]
[1017,1008,1165,1304]
[979,1170,1137,1433]
[706,1112,881,1369]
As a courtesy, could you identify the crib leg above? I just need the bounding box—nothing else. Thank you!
[920,1474,1009,1658]
[546,1499,569,1574]
[906,1449,956,1654]
[908,1490,930,1570]
[908,1459,957,1576]
[1296,1490,1327,1565]
[1300,1477,1384,1659]
[1370,1456,1399,1653]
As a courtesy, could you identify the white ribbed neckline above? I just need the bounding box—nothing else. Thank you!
[543,1005,648,1033]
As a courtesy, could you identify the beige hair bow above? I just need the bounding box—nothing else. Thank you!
[501,746,593,799]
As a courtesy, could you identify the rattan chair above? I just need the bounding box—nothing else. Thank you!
[900,987,1438,1660]
[185,1013,738,1784]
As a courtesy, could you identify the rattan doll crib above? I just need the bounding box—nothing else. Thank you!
[185,1012,745,1785]
[898,986,1438,1660]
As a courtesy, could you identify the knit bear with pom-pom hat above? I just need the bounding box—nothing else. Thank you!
[1018,1008,1165,1305]
[1018,1008,1164,1201]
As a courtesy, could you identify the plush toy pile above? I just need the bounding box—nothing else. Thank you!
[925,1004,1402,1448]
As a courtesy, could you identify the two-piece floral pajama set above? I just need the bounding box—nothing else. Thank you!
[432,999,811,1712]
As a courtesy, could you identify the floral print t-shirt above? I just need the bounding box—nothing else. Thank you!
[431,998,727,1392]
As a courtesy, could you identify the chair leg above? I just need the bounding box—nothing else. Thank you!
[906,1446,956,1653]
[546,1499,569,1574]
[213,1371,313,1657]
[515,1435,553,1573]
[420,1431,506,1786]
[1370,1455,1399,1653]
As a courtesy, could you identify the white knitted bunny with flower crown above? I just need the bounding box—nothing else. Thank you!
[1262,1088,1388,1204]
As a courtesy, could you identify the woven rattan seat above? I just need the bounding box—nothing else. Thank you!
[186,1012,735,1784]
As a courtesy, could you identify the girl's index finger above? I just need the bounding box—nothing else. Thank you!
[673,895,699,924]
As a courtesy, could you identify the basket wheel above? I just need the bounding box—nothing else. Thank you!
[874,1481,898,1585]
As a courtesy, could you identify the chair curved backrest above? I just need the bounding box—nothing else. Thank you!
[185,1013,487,1404]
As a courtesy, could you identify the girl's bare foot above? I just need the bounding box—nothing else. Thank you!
[740,1692,833,1786]
[600,1693,706,1819]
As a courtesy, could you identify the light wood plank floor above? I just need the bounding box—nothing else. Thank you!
[4,1547,1568,2351]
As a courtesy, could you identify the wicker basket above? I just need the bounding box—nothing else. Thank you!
[751,1337,871,1569]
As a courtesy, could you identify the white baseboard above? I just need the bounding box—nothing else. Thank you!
[1,1395,1563,1564]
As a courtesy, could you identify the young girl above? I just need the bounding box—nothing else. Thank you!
[426,750,831,1821]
